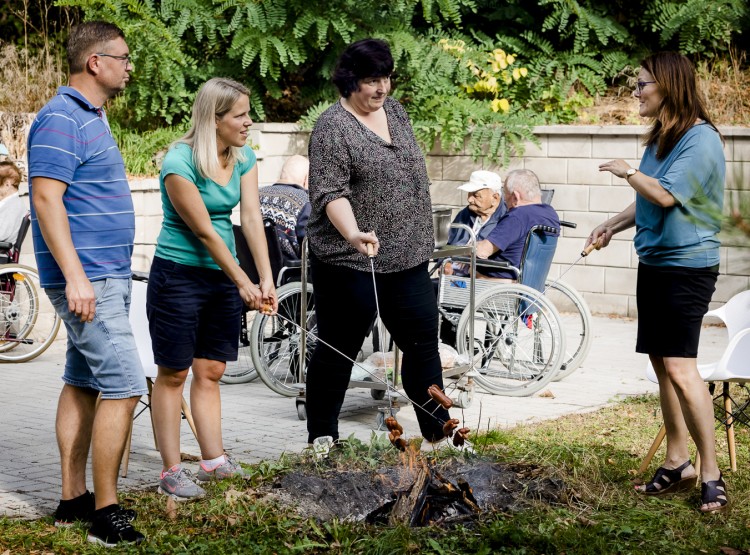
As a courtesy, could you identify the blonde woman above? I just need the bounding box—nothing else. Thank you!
[148,78,277,501]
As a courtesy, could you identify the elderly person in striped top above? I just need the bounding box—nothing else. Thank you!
[305,38,455,450]
[27,21,145,546]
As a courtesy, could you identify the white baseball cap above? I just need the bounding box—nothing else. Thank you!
[457,170,502,193]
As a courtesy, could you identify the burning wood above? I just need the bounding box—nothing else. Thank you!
[367,463,481,526]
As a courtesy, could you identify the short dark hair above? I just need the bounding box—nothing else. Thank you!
[67,21,126,74]
[332,38,394,98]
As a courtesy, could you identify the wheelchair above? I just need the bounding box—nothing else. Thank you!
[436,224,570,397]
[231,221,388,411]
[0,214,61,362]
[220,219,304,384]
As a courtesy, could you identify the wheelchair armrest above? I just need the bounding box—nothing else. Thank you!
[450,256,520,278]
[0,241,12,250]
[132,270,150,282]
[282,259,303,269]
[452,256,511,270]
[560,220,577,229]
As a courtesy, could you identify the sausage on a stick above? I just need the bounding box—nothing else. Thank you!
[427,384,453,409]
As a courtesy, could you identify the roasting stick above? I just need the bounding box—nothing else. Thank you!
[266,289,466,450]
[269,303,452,428]
[364,242,468,446]
[366,242,396,420]
[262,244,470,449]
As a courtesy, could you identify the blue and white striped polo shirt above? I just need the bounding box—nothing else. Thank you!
[28,86,135,288]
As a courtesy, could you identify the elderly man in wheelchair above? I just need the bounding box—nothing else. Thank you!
[436,169,566,396]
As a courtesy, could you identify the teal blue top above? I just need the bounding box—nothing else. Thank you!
[155,143,257,269]
[634,123,724,268]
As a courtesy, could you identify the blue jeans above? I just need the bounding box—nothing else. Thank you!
[46,277,148,399]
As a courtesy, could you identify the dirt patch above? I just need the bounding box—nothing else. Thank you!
[267,459,564,523]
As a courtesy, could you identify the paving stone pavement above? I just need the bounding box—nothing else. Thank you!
[0,315,728,520]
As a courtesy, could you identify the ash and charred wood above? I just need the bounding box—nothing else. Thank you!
[387,465,481,527]
[389,466,430,526]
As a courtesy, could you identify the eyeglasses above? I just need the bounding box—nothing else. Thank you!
[635,81,656,93]
[96,53,133,66]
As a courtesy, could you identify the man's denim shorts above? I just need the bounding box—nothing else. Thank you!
[46,277,148,400]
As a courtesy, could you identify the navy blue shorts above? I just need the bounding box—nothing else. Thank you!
[636,262,718,358]
[146,256,243,369]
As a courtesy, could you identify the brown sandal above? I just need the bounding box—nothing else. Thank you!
[638,460,695,496]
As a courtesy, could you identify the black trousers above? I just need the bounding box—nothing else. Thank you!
[306,254,450,443]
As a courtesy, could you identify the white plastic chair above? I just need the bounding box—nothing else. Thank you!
[121,278,198,477]
[640,290,750,474]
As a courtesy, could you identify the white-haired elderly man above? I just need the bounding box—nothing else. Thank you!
[444,170,507,276]
[475,169,559,279]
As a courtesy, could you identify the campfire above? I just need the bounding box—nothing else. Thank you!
[271,455,564,525]
[366,460,481,526]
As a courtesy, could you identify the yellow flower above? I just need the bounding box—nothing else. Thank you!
[507,54,515,65]
[512,68,521,80]
[520,67,528,77]
[492,49,508,69]
[491,98,510,113]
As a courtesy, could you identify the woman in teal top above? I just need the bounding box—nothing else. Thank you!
[147,78,278,501]
[587,52,727,513]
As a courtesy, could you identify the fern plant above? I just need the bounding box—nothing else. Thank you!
[643,0,747,54]
[538,0,630,53]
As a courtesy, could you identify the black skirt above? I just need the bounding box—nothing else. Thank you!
[636,262,718,358]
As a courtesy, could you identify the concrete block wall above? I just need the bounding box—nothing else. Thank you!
[15,122,750,317]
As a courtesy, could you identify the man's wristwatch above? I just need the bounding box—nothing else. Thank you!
[625,168,638,180]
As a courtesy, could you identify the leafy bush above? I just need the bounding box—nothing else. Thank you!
[643,0,748,55]
[392,34,542,164]
[1,0,747,170]
[110,121,188,176]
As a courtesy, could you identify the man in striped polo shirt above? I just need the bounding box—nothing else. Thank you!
[28,21,146,547]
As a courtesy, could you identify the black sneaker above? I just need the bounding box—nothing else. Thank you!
[54,491,136,527]
[87,505,145,547]
[54,490,95,527]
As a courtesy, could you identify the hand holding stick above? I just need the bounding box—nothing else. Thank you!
[581,236,604,257]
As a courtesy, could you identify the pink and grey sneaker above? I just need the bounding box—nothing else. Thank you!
[196,454,247,482]
[157,466,206,501]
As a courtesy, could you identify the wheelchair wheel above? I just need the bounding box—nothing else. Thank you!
[221,309,258,384]
[544,279,593,381]
[454,283,565,397]
[250,281,316,397]
[0,265,61,362]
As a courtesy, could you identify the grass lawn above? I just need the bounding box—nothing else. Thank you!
[1,393,749,554]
